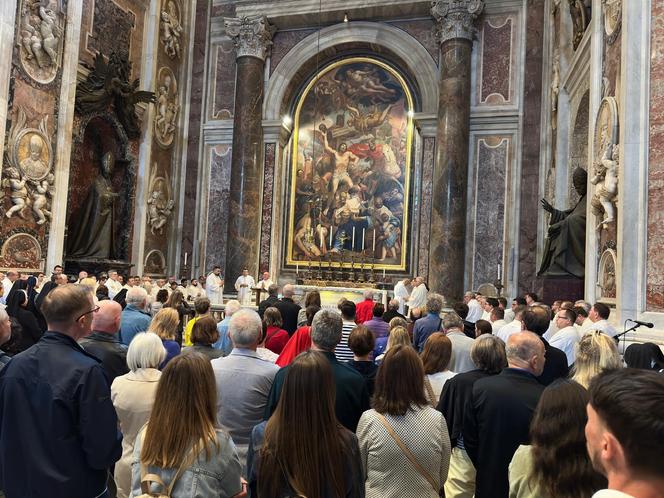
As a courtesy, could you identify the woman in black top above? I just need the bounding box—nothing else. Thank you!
[5,281,43,353]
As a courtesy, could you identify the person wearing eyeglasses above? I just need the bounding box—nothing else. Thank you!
[0,284,122,498]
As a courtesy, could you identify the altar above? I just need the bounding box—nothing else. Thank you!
[293,284,388,308]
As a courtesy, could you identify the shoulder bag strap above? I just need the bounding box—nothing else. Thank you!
[423,377,437,408]
[376,412,439,494]
[165,440,201,495]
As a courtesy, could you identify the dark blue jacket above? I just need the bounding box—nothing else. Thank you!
[0,331,122,498]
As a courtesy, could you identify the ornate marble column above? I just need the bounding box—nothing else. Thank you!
[223,16,275,288]
[429,0,484,300]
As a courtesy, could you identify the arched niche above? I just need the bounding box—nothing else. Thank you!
[568,90,590,205]
[264,21,439,120]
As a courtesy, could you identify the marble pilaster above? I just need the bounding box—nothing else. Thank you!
[430,0,484,300]
[0,0,18,177]
[223,16,274,288]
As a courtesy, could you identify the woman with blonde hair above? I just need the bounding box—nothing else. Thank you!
[571,331,621,388]
[375,325,411,364]
[111,332,166,498]
[148,307,181,368]
[131,353,242,497]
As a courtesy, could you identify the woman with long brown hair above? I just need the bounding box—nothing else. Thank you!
[509,379,607,498]
[247,350,363,498]
[357,344,451,497]
[296,290,321,327]
[420,332,456,405]
[131,353,242,497]
[163,289,189,345]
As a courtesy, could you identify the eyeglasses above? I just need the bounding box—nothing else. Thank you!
[76,305,100,321]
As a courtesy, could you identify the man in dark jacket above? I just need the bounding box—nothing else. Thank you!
[382,298,406,323]
[79,300,129,384]
[522,305,569,385]
[265,309,370,431]
[257,284,280,319]
[0,284,122,498]
[274,284,301,336]
[463,332,545,498]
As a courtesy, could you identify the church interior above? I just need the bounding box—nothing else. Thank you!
[0,0,661,344]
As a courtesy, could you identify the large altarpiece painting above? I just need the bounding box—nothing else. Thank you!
[286,57,414,271]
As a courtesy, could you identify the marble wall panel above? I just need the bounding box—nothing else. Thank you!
[205,145,232,270]
[270,29,316,75]
[388,19,438,65]
[517,0,544,294]
[181,0,209,265]
[212,41,236,119]
[471,137,509,289]
[418,137,435,278]
[647,0,664,310]
[477,15,515,106]
[80,0,147,79]
[259,142,276,273]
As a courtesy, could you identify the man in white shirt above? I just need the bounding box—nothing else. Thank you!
[548,308,581,365]
[496,305,526,343]
[185,278,205,301]
[490,307,507,334]
[408,276,428,311]
[151,278,170,298]
[234,268,255,306]
[444,313,475,373]
[574,301,593,334]
[587,302,618,337]
[464,291,483,323]
[106,270,123,299]
[0,271,18,305]
[586,369,664,498]
[393,277,412,315]
[206,266,224,305]
[256,272,274,301]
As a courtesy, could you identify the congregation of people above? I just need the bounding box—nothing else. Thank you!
[0,267,663,498]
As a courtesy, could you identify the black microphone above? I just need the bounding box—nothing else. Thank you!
[630,319,654,328]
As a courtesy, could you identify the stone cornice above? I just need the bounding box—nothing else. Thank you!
[431,0,485,44]
[224,15,276,61]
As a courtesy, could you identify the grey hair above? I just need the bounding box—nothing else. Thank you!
[464,291,476,299]
[225,299,242,316]
[442,312,463,331]
[126,332,166,371]
[126,286,148,306]
[575,300,591,314]
[471,335,507,374]
[363,289,374,300]
[282,284,295,297]
[229,309,262,347]
[388,298,399,310]
[505,331,542,363]
[426,293,444,314]
[310,309,343,351]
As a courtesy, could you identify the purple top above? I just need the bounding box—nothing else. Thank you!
[364,317,389,340]
[160,339,180,369]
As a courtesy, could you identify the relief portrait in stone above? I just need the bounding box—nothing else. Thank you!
[286,57,414,270]
[17,133,51,180]
[17,0,64,84]
[65,151,120,259]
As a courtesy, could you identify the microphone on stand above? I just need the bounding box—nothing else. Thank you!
[629,319,654,329]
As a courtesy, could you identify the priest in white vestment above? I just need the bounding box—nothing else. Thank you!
[408,277,428,311]
[206,267,224,305]
[256,271,274,301]
[393,278,412,315]
[235,269,255,305]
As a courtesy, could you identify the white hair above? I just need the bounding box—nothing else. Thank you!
[229,309,262,347]
[282,284,295,297]
[126,286,148,306]
[225,300,241,316]
[363,289,374,300]
[126,332,166,371]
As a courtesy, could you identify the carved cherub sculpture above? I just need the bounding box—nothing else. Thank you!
[31,178,52,225]
[160,1,182,59]
[590,142,619,229]
[147,190,175,235]
[3,167,28,219]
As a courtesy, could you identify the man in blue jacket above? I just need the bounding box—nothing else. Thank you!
[0,284,122,498]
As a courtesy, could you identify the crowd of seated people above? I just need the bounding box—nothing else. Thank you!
[0,267,663,498]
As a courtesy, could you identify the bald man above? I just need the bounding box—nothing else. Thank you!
[463,332,546,498]
[79,300,128,384]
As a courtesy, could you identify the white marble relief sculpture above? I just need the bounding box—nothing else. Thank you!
[154,68,180,147]
[591,97,619,231]
[17,0,64,83]
[147,166,175,235]
[160,0,183,59]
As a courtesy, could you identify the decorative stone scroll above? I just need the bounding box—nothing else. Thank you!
[224,15,275,61]
[154,67,180,147]
[17,0,65,84]
[3,107,54,225]
[160,0,183,59]
[602,0,622,45]
[591,97,619,230]
[431,0,485,44]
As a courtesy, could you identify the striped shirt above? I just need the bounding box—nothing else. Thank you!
[335,320,356,362]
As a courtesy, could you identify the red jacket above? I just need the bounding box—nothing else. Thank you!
[265,326,289,355]
[275,326,311,367]
[355,299,375,324]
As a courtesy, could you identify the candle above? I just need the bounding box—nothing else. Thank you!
[372,228,376,252]
[184,252,187,265]
[382,268,386,278]
[296,263,299,274]
[497,262,502,280]
[329,225,333,247]
[352,226,356,249]
[361,228,365,250]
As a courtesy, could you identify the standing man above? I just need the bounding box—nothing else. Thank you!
[463,332,545,498]
[119,287,151,346]
[548,308,581,366]
[0,271,18,305]
[0,284,122,498]
[256,271,274,301]
[464,291,483,323]
[408,276,428,311]
[393,277,411,315]
[586,369,664,498]
[106,270,123,300]
[234,268,255,306]
[274,284,301,336]
[206,266,224,306]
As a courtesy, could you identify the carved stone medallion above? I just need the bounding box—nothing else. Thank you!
[0,233,42,270]
[16,0,65,84]
[154,67,179,147]
[160,0,183,59]
[603,0,622,44]
[594,97,619,164]
[598,248,617,301]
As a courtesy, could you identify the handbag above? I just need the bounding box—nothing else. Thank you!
[376,412,441,496]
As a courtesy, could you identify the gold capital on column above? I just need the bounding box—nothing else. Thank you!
[224,15,276,61]
[431,0,485,44]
